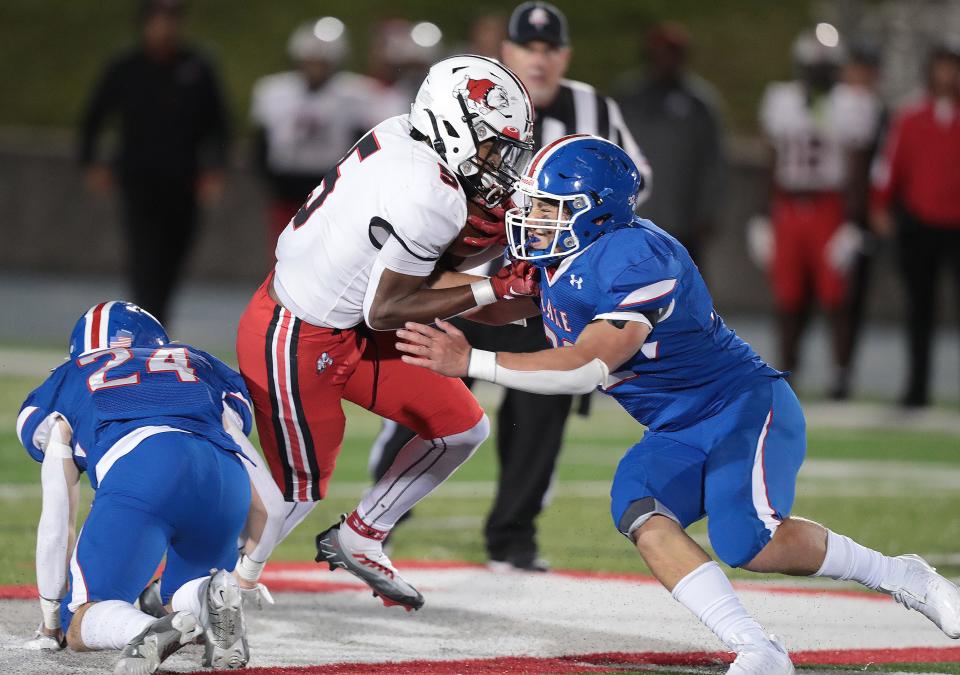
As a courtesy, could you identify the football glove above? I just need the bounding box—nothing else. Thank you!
[746,214,774,271]
[490,261,539,300]
[826,221,864,274]
[463,203,510,249]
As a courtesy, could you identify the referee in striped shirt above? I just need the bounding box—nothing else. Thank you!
[368,2,650,572]
[480,1,650,572]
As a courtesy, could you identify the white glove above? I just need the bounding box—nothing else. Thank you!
[746,214,774,271]
[23,624,64,651]
[826,221,864,274]
[240,583,275,609]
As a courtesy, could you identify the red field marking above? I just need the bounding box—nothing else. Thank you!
[181,645,960,674]
[258,577,361,594]
[0,585,37,599]
[262,560,887,602]
[0,559,889,602]
[791,645,960,664]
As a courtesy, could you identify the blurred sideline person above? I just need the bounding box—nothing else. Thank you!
[367,0,650,574]
[616,22,726,273]
[17,303,254,673]
[834,43,887,399]
[397,135,960,675]
[754,29,880,394]
[79,0,229,325]
[252,18,403,246]
[871,43,960,408]
[236,55,537,611]
[466,12,508,59]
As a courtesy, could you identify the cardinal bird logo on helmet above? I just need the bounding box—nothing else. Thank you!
[458,76,510,113]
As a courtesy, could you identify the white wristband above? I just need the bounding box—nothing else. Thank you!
[236,553,267,584]
[467,349,498,382]
[39,597,61,630]
[470,279,498,307]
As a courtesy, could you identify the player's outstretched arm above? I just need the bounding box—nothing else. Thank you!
[364,261,538,331]
[396,318,649,395]
[222,405,282,603]
[426,269,541,326]
[29,418,80,650]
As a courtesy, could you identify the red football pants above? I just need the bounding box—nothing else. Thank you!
[236,276,484,502]
[770,192,847,312]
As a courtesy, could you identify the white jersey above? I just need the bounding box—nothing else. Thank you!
[251,70,407,174]
[760,81,880,191]
[273,115,467,329]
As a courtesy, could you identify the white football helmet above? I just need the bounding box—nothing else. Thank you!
[288,17,348,64]
[410,54,534,209]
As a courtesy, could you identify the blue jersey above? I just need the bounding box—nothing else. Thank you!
[538,218,782,431]
[16,344,253,489]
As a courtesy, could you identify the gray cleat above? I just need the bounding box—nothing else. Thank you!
[113,611,200,675]
[201,569,249,669]
[315,516,424,611]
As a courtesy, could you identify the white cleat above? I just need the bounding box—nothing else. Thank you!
[726,634,795,675]
[114,611,201,675]
[201,569,249,669]
[881,554,960,638]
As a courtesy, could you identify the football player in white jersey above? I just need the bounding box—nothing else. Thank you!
[236,55,538,610]
[754,30,880,392]
[251,17,407,244]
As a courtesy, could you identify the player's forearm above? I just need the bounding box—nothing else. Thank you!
[498,345,592,372]
[36,440,76,606]
[467,346,609,395]
[368,284,483,330]
[462,298,540,325]
[427,269,485,290]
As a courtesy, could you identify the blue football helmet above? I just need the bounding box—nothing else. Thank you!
[505,134,643,267]
[68,301,169,357]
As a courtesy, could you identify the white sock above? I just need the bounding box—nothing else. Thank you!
[813,529,907,590]
[79,600,155,650]
[672,562,768,650]
[357,415,489,529]
[170,576,208,626]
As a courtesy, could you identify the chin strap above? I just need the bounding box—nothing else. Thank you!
[424,109,447,161]
[455,93,482,151]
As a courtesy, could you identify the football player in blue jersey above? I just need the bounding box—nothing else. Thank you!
[397,135,960,674]
[16,302,264,674]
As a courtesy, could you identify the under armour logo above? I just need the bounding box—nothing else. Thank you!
[317,352,334,373]
[569,274,583,289]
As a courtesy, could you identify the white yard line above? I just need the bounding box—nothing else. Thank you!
[2,457,959,500]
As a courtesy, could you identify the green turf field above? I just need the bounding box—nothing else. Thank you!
[2,372,958,591]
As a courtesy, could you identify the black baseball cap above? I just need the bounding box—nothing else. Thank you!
[507,2,569,48]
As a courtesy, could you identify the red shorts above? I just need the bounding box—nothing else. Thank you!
[770,192,846,312]
[236,277,484,502]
